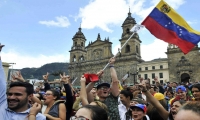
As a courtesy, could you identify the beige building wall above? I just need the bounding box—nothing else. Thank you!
[137,58,169,84]
[2,62,10,82]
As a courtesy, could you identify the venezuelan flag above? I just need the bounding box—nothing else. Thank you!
[142,0,200,54]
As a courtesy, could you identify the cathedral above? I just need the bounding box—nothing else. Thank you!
[68,10,200,85]
[68,11,143,85]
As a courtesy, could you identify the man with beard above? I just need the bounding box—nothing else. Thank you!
[0,44,45,120]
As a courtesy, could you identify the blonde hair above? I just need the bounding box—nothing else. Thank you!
[93,101,108,113]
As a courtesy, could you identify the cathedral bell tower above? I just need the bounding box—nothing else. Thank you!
[119,9,142,59]
[69,27,87,63]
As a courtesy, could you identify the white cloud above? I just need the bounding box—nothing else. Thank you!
[141,39,168,61]
[1,50,69,69]
[77,0,128,32]
[77,0,186,32]
[39,16,70,28]
[112,44,121,55]
[187,20,198,25]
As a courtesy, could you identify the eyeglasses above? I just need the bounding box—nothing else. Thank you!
[70,116,89,120]
[43,93,53,96]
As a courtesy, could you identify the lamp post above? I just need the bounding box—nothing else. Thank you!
[130,71,138,85]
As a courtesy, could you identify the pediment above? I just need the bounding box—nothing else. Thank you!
[86,40,112,48]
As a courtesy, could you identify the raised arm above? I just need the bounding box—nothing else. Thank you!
[80,75,89,105]
[11,71,26,82]
[155,76,164,94]
[139,80,169,120]
[0,44,6,106]
[60,73,73,120]
[109,57,120,97]
[43,72,50,91]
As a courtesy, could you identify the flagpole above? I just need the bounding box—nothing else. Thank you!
[72,77,78,85]
[102,24,144,71]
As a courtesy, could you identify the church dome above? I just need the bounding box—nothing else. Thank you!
[122,10,136,26]
[73,27,86,40]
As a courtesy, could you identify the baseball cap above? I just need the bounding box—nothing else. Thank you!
[130,104,147,113]
[176,86,186,93]
[154,93,165,100]
[97,83,110,90]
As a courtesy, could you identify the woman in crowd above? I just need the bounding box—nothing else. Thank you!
[147,93,167,120]
[165,90,174,100]
[175,85,191,101]
[129,104,148,120]
[168,98,186,120]
[71,105,108,120]
[190,83,200,101]
[42,89,66,120]
[139,80,186,120]
[41,72,74,120]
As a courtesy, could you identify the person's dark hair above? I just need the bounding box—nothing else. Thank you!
[37,93,43,100]
[166,90,174,96]
[151,85,157,91]
[47,89,60,100]
[120,90,133,100]
[191,84,200,91]
[179,101,200,115]
[81,105,108,120]
[9,82,34,95]
[126,108,147,120]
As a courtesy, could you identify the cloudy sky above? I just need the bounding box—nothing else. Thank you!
[1,0,200,69]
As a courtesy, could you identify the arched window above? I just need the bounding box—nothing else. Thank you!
[81,42,83,46]
[80,55,84,61]
[75,42,77,46]
[73,55,76,62]
[126,28,130,34]
[125,45,130,53]
[136,45,139,53]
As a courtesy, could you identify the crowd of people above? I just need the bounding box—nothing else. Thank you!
[1,44,200,120]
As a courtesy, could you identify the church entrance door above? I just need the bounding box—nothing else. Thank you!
[181,73,190,83]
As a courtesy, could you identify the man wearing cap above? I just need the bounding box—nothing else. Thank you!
[95,57,120,120]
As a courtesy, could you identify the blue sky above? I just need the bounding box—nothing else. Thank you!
[1,0,200,69]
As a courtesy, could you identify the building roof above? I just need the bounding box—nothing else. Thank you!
[122,9,136,26]
[73,27,86,40]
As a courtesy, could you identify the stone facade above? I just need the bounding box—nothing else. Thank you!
[68,11,143,85]
[166,45,200,83]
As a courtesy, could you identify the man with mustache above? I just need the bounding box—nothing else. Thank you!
[0,44,45,120]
